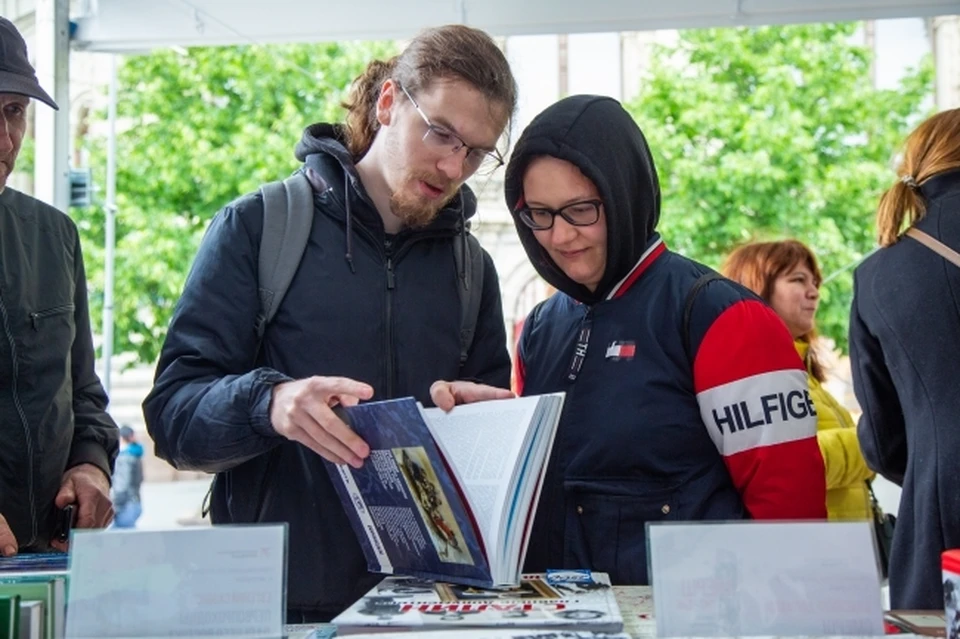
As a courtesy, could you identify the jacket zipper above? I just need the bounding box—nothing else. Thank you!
[0,296,39,547]
[381,230,460,398]
[384,238,395,399]
[29,303,74,330]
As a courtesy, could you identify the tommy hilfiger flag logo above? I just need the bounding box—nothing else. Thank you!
[605,341,636,360]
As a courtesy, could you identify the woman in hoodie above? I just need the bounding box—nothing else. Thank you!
[503,95,827,584]
[722,239,874,521]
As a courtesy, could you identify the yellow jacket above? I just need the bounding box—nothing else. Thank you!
[796,340,874,520]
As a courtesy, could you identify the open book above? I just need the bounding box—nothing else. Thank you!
[324,393,565,588]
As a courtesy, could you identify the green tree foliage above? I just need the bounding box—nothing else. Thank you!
[626,23,933,352]
[76,41,395,364]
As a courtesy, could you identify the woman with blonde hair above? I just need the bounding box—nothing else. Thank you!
[722,240,873,521]
[850,107,960,609]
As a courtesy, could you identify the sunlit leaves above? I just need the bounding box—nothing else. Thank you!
[627,23,932,352]
[76,40,396,364]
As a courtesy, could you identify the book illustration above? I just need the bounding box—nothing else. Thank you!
[395,447,472,565]
[438,579,560,602]
[374,576,437,597]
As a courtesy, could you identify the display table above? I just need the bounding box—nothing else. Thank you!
[282,584,947,639]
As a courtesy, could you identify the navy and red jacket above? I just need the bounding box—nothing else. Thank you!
[504,95,827,584]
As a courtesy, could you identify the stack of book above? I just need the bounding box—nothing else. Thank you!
[0,552,68,639]
[333,569,625,636]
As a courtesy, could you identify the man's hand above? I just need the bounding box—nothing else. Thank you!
[52,463,114,550]
[0,514,18,557]
[430,380,516,412]
[271,376,375,468]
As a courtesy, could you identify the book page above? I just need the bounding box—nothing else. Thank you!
[423,397,540,563]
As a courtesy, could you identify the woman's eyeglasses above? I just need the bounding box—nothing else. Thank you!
[516,200,603,230]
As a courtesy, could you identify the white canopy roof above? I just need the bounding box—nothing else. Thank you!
[73,0,959,52]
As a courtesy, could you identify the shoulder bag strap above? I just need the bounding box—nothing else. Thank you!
[905,227,960,269]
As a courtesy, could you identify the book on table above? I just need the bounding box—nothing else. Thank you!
[332,630,630,639]
[324,392,565,588]
[332,570,624,635]
[0,555,67,639]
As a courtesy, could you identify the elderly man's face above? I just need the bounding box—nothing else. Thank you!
[0,93,29,190]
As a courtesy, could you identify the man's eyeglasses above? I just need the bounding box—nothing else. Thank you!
[517,200,603,230]
[399,84,505,176]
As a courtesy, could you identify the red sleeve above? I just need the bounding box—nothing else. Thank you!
[693,299,827,519]
[513,350,526,397]
[512,318,526,396]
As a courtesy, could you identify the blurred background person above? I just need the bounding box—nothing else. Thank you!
[850,107,960,609]
[111,426,143,528]
[722,239,874,521]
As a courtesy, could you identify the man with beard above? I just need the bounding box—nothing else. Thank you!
[143,25,517,623]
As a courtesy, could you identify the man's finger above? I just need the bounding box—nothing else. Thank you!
[0,514,18,557]
[447,382,515,407]
[303,401,369,463]
[430,381,457,412]
[53,482,76,510]
[98,504,115,529]
[335,394,362,408]
[310,377,374,403]
[74,494,97,529]
[455,383,515,404]
[287,430,351,466]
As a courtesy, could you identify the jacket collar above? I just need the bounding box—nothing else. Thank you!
[920,167,960,202]
[605,237,666,300]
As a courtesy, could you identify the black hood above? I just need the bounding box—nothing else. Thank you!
[294,122,478,233]
[504,95,660,304]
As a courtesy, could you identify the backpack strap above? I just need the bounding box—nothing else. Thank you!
[255,172,316,339]
[682,271,724,363]
[453,232,485,368]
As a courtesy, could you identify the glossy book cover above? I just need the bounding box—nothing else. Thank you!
[325,397,493,586]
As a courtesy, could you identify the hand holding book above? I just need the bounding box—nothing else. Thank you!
[269,375,375,467]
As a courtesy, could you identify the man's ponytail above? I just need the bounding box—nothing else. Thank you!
[342,57,398,159]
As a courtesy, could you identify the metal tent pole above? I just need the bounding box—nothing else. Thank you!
[103,54,118,396]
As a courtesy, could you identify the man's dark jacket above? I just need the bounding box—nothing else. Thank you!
[851,168,960,609]
[0,188,119,550]
[143,125,511,619]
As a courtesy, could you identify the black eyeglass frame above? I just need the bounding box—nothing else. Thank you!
[398,83,505,174]
[516,199,604,230]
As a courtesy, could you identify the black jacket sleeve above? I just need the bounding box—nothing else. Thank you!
[849,273,907,486]
[143,198,289,473]
[458,247,511,389]
[68,233,120,479]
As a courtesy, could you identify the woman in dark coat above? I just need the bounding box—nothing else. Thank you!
[850,107,960,609]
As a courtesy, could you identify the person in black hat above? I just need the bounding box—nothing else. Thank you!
[0,17,119,556]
